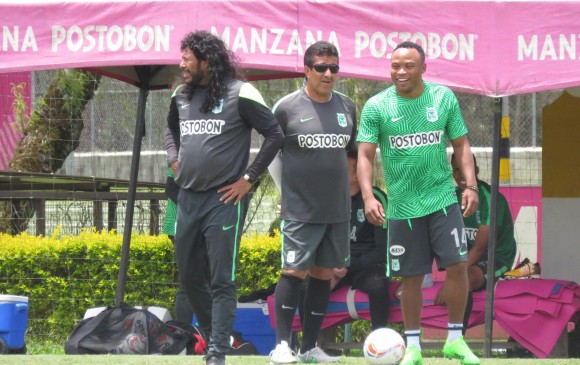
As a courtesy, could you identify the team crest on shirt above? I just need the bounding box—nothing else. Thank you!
[357,209,365,222]
[337,113,347,127]
[212,99,224,114]
[391,259,400,271]
[426,107,438,122]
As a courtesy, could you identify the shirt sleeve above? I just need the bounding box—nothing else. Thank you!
[479,183,491,226]
[445,89,468,140]
[165,96,180,165]
[238,87,284,181]
[357,98,381,144]
[345,99,358,153]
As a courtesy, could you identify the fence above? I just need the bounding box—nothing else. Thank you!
[0,69,558,346]
[0,70,555,237]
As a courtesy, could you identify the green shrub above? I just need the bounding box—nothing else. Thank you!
[236,231,281,297]
[0,228,282,342]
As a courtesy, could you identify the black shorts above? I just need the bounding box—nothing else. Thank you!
[280,220,350,270]
[387,203,468,276]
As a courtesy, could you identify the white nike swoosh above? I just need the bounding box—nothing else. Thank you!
[180,103,190,109]
[281,305,294,310]
[300,117,314,123]
[311,311,325,316]
[391,116,404,122]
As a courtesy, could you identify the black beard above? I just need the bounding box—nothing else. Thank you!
[187,73,204,88]
[185,73,204,99]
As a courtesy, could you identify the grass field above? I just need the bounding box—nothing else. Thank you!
[9,339,577,364]
[0,355,579,364]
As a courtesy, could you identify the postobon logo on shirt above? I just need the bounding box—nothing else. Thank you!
[180,119,225,135]
[298,134,350,148]
[389,130,443,149]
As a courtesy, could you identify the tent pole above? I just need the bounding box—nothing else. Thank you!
[484,97,503,357]
[115,67,150,306]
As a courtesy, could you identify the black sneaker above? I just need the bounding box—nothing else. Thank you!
[205,354,226,365]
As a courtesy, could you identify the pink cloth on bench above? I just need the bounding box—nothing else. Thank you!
[493,279,580,358]
[266,278,580,358]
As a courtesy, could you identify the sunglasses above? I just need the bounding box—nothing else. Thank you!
[311,63,340,74]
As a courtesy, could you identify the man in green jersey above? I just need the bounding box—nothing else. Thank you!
[436,154,517,332]
[357,41,480,365]
[452,154,517,291]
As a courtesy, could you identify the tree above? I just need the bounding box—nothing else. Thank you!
[0,69,102,234]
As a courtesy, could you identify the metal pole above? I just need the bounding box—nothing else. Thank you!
[115,66,149,306]
[532,93,537,147]
[484,97,503,357]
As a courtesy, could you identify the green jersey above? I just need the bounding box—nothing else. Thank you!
[162,165,177,237]
[357,82,467,219]
[460,180,517,270]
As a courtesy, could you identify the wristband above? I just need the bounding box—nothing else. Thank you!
[465,185,479,193]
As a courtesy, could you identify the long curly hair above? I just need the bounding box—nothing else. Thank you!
[180,31,243,113]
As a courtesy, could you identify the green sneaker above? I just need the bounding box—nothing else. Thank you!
[442,336,480,365]
[400,345,423,365]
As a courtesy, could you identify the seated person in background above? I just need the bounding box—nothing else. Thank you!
[436,154,517,331]
[301,147,390,330]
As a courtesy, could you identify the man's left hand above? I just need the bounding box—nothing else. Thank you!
[461,188,479,217]
[218,178,252,205]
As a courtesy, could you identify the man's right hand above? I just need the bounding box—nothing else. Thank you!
[330,268,347,290]
[434,285,447,306]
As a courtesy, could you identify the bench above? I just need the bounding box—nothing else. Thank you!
[267,278,580,358]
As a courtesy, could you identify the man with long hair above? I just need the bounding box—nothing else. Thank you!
[165,31,283,365]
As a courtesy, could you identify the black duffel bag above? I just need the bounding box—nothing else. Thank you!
[65,303,206,355]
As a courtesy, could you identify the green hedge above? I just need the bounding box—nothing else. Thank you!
[0,228,281,342]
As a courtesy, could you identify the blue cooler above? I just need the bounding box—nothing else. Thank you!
[0,295,28,353]
[233,302,276,355]
[192,301,276,355]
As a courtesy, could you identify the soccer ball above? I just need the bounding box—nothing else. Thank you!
[363,328,406,365]
[116,334,147,354]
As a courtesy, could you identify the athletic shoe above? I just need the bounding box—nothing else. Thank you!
[502,258,541,278]
[442,336,480,365]
[400,345,423,365]
[296,346,340,363]
[205,354,225,365]
[270,341,297,364]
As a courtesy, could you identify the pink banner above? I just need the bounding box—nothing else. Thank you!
[500,186,543,261]
[1,1,579,96]
[0,72,30,170]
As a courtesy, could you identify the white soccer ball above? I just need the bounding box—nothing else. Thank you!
[118,334,147,354]
[363,328,406,365]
